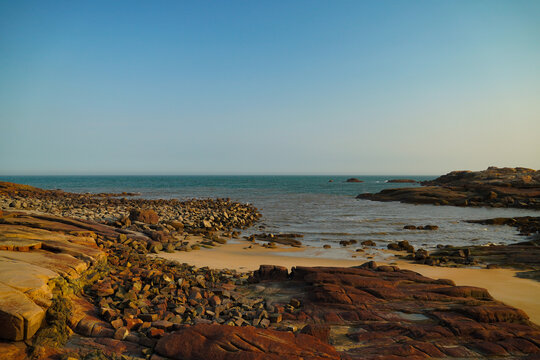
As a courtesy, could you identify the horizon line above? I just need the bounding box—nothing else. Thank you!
[0,173,440,177]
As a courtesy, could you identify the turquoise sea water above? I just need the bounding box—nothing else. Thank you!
[2,175,539,255]
[0,175,431,197]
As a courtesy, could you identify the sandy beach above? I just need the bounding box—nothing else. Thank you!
[158,241,540,325]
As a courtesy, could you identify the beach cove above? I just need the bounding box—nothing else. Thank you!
[0,171,539,359]
[157,241,540,325]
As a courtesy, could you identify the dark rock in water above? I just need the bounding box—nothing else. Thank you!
[346,178,363,183]
[387,240,415,253]
[361,240,376,247]
[398,240,415,253]
[155,324,344,360]
[466,216,540,236]
[251,233,303,247]
[427,216,540,277]
[404,224,438,230]
[387,179,417,183]
[129,208,159,224]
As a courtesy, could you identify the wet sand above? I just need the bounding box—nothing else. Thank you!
[157,242,540,325]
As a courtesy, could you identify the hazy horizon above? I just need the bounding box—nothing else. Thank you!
[1,172,439,177]
[1,1,539,175]
[0,165,530,177]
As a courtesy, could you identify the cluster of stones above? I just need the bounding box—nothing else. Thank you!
[0,210,313,360]
[387,239,475,266]
[108,208,243,255]
[388,217,540,271]
[0,181,262,234]
[427,216,540,277]
[82,236,299,351]
[358,166,540,209]
[335,239,376,248]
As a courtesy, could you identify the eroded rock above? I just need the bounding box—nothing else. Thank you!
[155,323,344,360]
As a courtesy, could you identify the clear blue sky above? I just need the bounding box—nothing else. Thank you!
[1,0,539,175]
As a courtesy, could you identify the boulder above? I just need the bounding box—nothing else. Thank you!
[129,209,159,224]
[252,265,289,282]
[361,240,376,247]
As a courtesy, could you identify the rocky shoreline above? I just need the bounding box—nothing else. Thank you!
[383,216,540,278]
[1,181,540,359]
[357,167,540,209]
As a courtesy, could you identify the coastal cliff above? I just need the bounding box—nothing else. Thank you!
[357,167,540,209]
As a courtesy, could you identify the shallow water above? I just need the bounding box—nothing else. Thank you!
[2,175,538,251]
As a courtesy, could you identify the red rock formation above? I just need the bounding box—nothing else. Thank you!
[358,167,540,209]
[257,264,540,359]
[155,323,345,360]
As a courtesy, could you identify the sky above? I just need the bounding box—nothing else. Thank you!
[1,0,539,175]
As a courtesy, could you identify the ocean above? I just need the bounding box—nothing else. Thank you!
[2,175,538,256]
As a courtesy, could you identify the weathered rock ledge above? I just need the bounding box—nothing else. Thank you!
[357,166,540,209]
[249,263,540,359]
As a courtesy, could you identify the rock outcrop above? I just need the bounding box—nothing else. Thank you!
[357,167,540,209]
[253,264,540,359]
[155,324,344,360]
[420,216,540,277]
[0,211,107,342]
